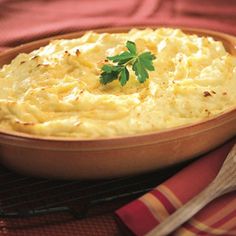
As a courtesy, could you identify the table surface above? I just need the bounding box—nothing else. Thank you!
[0,160,191,236]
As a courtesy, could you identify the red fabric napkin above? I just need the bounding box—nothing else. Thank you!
[116,139,236,236]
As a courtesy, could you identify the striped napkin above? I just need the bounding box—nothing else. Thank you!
[116,139,236,236]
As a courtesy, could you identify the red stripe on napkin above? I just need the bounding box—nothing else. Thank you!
[116,139,236,236]
[151,189,176,214]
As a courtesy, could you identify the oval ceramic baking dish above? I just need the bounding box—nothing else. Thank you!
[0,27,235,179]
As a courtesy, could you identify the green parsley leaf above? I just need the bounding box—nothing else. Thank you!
[100,65,121,84]
[126,41,137,55]
[102,64,113,73]
[132,59,149,83]
[119,67,129,86]
[107,51,133,63]
[100,41,155,86]
[138,52,155,71]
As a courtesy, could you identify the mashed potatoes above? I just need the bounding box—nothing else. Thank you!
[0,28,235,138]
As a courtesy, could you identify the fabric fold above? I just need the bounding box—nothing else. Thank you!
[116,139,236,236]
[175,0,236,17]
[0,0,236,51]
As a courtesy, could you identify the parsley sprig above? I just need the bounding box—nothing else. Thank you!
[100,41,156,86]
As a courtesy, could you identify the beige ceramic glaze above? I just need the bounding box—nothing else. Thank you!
[0,27,235,179]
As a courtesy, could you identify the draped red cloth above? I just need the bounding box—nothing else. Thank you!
[0,0,236,53]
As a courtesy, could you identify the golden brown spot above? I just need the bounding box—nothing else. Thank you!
[37,63,49,67]
[20,61,26,64]
[211,90,216,94]
[15,121,35,126]
[222,92,227,96]
[31,55,39,60]
[23,122,35,126]
[203,91,211,97]
[76,49,80,56]
[64,51,71,56]
[205,109,211,115]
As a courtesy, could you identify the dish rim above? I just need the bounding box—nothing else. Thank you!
[0,26,235,147]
